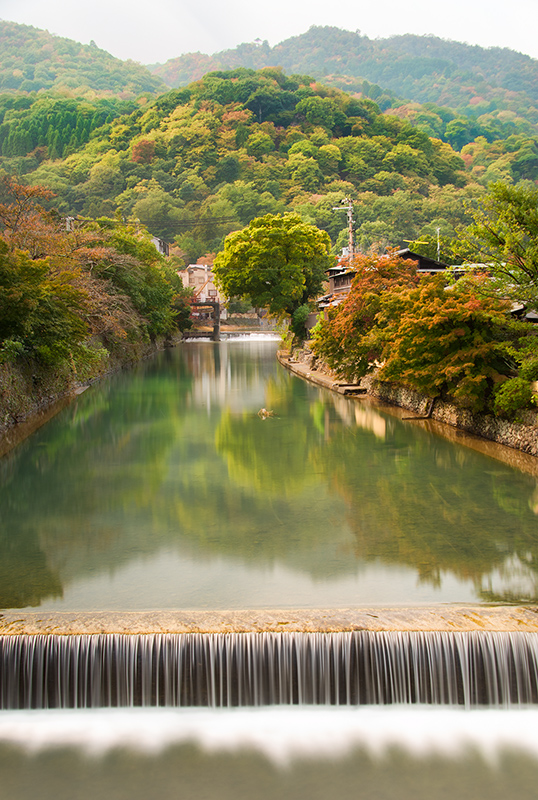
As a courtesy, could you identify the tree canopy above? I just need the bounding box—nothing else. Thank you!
[1,62,536,268]
[0,67,479,258]
[151,27,538,139]
[465,181,538,304]
[312,249,532,413]
[0,20,166,98]
[213,213,333,323]
[0,176,192,378]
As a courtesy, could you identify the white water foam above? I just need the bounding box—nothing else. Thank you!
[1,707,538,765]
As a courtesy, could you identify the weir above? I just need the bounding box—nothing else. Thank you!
[2,630,538,709]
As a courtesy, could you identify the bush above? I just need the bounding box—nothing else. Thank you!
[0,338,25,364]
[519,357,538,382]
[290,304,310,341]
[493,377,533,419]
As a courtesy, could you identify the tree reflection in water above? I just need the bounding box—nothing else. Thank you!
[0,340,537,609]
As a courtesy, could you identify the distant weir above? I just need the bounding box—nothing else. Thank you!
[2,631,538,709]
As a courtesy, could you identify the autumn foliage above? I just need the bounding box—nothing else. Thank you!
[376,275,516,410]
[312,252,528,412]
[311,250,420,382]
[0,175,191,378]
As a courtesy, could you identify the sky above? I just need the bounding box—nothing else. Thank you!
[1,0,537,65]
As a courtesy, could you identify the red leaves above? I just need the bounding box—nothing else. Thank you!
[313,250,524,411]
[131,139,155,164]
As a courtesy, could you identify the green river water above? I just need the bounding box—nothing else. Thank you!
[1,336,538,612]
[3,337,538,799]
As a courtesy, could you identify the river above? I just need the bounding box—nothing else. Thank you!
[1,336,538,612]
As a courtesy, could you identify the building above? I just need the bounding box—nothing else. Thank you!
[151,236,169,257]
[177,260,228,321]
[395,248,449,273]
[316,249,451,318]
[177,263,225,304]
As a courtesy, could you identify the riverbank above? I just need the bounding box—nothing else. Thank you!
[0,329,281,456]
[0,334,183,451]
[278,348,538,464]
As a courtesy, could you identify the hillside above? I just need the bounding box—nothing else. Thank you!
[0,19,166,98]
[2,18,537,149]
[149,27,538,136]
[0,68,480,262]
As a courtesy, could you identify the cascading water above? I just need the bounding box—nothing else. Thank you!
[2,630,538,709]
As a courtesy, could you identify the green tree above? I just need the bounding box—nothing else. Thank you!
[213,213,333,322]
[0,241,90,368]
[246,131,275,159]
[465,181,538,304]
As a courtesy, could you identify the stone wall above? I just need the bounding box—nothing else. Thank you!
[363,377,538,457]
[0,359,73,433]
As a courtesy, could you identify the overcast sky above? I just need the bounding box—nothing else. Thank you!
[1,0,537,65]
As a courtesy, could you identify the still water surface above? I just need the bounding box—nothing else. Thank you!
[1,337,538,611]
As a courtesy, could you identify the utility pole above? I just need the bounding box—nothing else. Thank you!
[436,227,441,262]
[332,198,354,258]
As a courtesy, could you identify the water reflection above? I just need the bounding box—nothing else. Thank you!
[0,339,537,610]
[314,422,538,600]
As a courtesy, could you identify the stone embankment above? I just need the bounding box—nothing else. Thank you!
[278,348,538,460]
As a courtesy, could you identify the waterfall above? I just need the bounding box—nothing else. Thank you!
[2,630,537,709]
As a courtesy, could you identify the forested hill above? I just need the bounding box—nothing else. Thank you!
[0,68,476,261]
[2,18,538,140]
[0,20,167,98]
[149,26,538,129]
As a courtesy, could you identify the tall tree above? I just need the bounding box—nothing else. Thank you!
[312,250,419,381]
[465,181,538,304]
[213,213,334,329]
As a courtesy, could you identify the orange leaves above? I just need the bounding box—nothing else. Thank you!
[221,107,251,127]
[377,275,519,410]
[330,250,419,342]
[0,175,54,235]
[313,249,525,411]
[463,296,483,313]
[312,250,420,381]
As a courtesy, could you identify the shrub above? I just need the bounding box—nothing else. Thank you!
[0,338,24,364]
[493,377,533,419]
[291,304,310,341]
[519,357,538,382]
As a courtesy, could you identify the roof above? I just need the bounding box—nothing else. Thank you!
[317,292,348,310]
[397,248,449,271]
